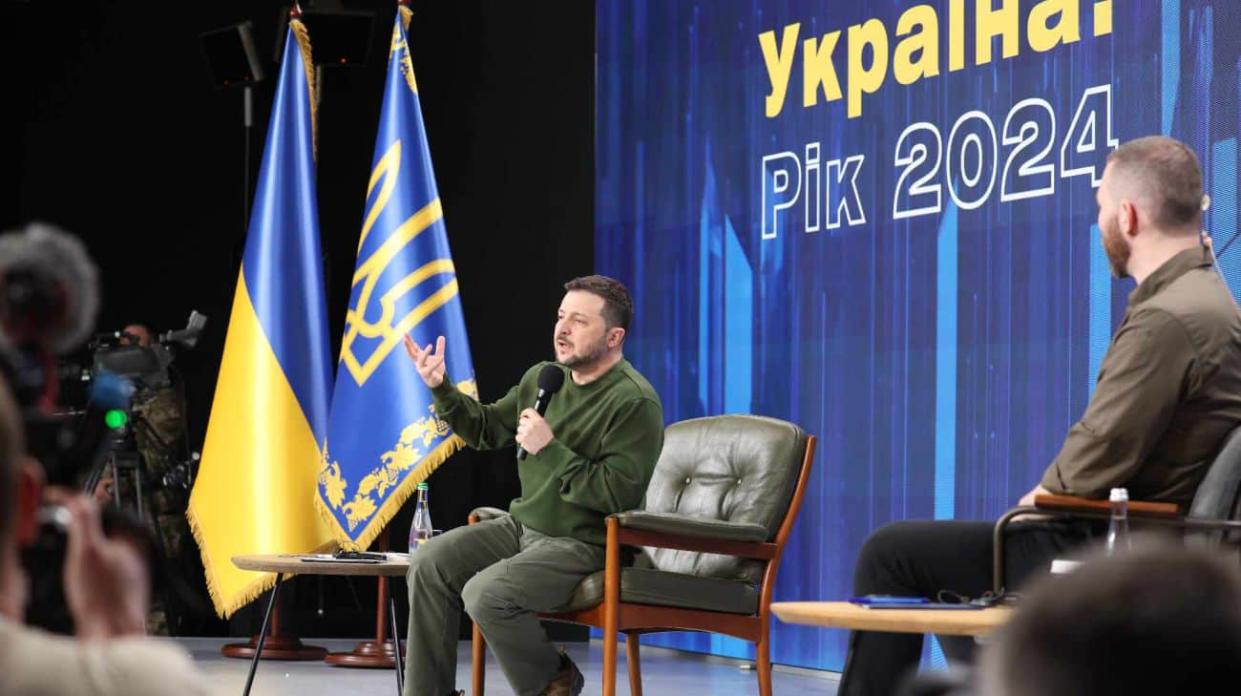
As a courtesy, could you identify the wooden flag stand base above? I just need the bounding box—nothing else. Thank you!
[326,529,406,668]
[221,599,328,661]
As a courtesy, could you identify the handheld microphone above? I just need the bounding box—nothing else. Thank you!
[516,364,565,461]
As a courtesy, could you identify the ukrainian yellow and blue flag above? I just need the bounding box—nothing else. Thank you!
[187,17,335,617]
[315,8,476,550]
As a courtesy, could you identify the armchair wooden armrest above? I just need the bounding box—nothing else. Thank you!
[611,521,778,561]
[993,495,1190,594]
[1032,493,1181,519]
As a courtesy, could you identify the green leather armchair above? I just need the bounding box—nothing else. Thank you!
[469,414,817,696]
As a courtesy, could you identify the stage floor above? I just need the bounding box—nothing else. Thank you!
[183,637,840,695]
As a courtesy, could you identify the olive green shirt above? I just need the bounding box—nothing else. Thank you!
[432,359,664,545]
[1041,246,1241,507]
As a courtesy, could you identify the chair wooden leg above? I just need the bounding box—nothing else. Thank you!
[625,632,642,696]
[603,517,621,696]
[756,633,773,696]
[602,623,618,696]
[471,622,485,696]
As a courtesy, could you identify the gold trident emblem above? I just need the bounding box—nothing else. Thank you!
[341,140,459,386]
[389,20,417,94]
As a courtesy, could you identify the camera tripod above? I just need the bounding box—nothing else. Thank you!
[83,413,166,517]
[81,397,200,635]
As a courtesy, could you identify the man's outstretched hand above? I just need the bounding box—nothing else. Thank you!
[403,334,447,388]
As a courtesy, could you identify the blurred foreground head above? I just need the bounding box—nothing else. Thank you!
[980,541,1241,696]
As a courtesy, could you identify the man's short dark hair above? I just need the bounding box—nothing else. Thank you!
[982,542,1241,695]
[563,275,633,332]
[1107,135,1204,229]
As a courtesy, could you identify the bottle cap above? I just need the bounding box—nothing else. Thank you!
[1109,487,1128,502]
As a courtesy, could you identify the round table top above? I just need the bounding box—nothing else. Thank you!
[232,553,411,577]
[770,601,1014,637]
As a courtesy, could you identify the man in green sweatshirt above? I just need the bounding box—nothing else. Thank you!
[400,275,664,696]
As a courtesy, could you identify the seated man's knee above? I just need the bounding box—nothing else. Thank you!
[857,522,914,564]
[461,571,513,624]
[854,521,923,590]
[406,536,450,589]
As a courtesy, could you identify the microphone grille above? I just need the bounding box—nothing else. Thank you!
[537,363,566,393]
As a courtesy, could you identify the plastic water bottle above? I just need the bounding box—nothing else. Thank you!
[409,483,433,552]
[1105,487,1131,554]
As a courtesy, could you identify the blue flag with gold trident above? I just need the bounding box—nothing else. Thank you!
[316,8,476,550]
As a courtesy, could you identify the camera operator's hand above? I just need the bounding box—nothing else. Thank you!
[45,488,149,639]
[91,473,114,505]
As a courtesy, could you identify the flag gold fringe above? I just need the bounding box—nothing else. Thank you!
[316,434,466,552]
[186,503,336,619]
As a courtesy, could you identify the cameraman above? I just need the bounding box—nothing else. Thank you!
[120,324,189,507]
[93,323,187,507]
[0,376,211,694]
[92,322,194,636]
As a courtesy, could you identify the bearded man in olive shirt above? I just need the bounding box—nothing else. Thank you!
[399,275,664,696]
[838,136,1241,696]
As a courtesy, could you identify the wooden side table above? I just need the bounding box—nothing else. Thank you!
[771,601,1014,637]
[232,553,411,696]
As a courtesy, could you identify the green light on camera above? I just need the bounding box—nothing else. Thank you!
[104,409,128,429]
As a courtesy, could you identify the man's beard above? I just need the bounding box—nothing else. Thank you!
[1102,217,1132,278]
[557,334,609,369]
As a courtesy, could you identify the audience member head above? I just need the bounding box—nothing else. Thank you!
[980,541,1241,695]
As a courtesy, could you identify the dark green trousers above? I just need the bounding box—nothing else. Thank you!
[403,514,605,696]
